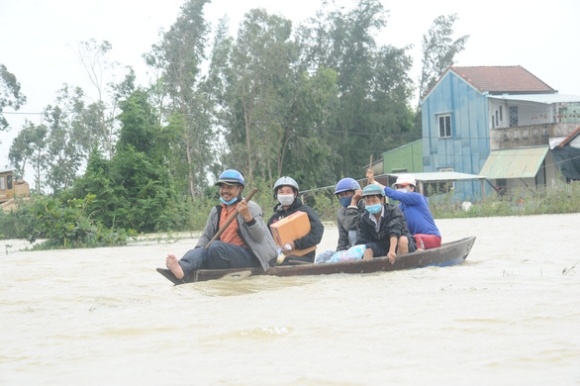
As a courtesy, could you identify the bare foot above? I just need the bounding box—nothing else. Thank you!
[165,254,184,279]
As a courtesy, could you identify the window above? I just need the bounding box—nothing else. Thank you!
[509,106,518,127]
[438,114,451,138]
[495,110,499,127]
[499,106,503,121]
[0,176,5,191]
[491,114,495,129]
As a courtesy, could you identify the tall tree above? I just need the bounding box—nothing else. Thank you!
[300,0,415,177]
[223,9,296,181]
[65,89,184,233]
[219,9,337,186]
[144,0,215,200]
[73,39,133,159]
[42,103,82,195]
[8,121,47,189]
[0,64,27,131]
[418,14,469,103]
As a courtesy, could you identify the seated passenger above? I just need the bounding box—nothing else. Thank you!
[367,170,441,250]
[267,176,324,264]
[334,177,364,251]
[357,184,416,264]
[165,169,277,279]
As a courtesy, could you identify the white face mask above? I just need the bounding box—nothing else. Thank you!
[397,187,408,193]
[278,194,295,206]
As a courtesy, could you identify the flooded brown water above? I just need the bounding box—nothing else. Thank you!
[1,213,579,385]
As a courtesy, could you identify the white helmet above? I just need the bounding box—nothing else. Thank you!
[393,174,416,188]
[273,176,299,198]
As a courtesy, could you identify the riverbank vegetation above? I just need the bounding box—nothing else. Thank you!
[428,181,580,218]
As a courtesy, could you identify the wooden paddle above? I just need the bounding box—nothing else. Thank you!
[205,187,258,249]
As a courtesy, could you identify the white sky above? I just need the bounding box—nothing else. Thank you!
[1,0,580,171]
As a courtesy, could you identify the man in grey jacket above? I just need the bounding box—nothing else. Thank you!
[165,169,277,280]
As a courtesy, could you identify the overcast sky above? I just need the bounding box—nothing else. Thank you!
[2,0,579,171]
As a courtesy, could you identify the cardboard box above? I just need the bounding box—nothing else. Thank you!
[270,211,317,257]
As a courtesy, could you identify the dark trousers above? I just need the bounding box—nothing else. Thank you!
[178,241,260,275]
[366,236,416,258]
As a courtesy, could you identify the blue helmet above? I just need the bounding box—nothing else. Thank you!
[273,176,299,197]
[334,178,361,194]
[362,184,385,197]
[215,169,245,186]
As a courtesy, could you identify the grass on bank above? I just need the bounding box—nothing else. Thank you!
[427,180,580,219]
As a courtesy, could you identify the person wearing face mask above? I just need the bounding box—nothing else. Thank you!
[164,169,277,280]
[366,170,441,250]
[333,178,365,251]
[357,184,416,264]
[267,176,324,264]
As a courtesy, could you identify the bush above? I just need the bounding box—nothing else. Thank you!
[0,194,131,249]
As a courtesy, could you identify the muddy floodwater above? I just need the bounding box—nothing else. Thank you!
[1,213,579,385]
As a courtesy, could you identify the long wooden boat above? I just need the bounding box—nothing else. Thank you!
[157,236,476,285]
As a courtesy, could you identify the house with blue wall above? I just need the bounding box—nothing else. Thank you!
[421,65,580,201]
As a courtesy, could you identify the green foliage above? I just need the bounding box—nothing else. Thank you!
[145,0,215,198]
[0,195,130,249]
[0,63,27,131]
[0,197,41,240]
[116,89,160,155]
[8,121,47,183]
[300,0,417,178]
[418,14,469,102]
[430,182,580,218]
[65,147,188,233]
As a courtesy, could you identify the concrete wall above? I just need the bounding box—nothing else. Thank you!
[490,123,579,150]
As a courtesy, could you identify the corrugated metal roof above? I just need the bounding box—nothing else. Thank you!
[557,126,580,148]
[488,94,580,104]
[478,146,549,179]
[451,66,556,94]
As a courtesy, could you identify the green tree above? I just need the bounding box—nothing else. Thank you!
[116,89,159,155]
[42,103,82,195]
[0,64,27,131]
[418,14,469,103]
[73,39,134,159]
[144,0,215,200]
[65,89,185,232]
[223,9,295,181]
[219,9,338,187]
[8,121,48,183]
[300,0,415,178]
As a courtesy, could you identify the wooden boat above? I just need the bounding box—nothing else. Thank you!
[157,236,476,285]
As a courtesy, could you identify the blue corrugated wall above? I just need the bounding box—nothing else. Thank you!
[421,72,491,202]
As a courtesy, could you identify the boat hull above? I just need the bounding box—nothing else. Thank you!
[157,236,476,285]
